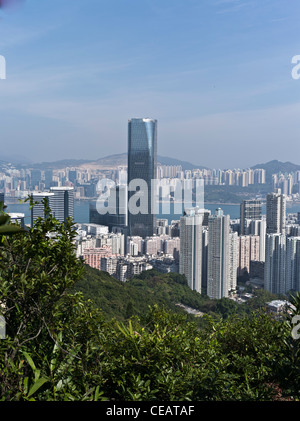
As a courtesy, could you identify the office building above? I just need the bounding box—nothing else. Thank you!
[127,118,157,238]
[30,169,42,189]
[8,213,25,229]
[179,208,203,293]
[50,186,74,223]
[30,192,55,226]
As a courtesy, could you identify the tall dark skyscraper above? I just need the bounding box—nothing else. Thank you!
[127,118,157,238]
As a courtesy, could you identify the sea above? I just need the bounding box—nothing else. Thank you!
[4,199,300,227]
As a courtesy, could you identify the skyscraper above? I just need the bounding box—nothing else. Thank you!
[30,192,55,226]
[240,199,262,235]
[264,233,286,294]
[179,208,203,293]
[266,189,286,234]
[30,169,42,189]
[50,186,74,223]
[228,232,238,293]
[207,208,230,299]
[127,118,157,238]
[286,237,300,293]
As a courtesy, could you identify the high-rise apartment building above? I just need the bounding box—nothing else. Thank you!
[266,189,286,234]
[179,208,203,293]
[248,218,266,261]
[264,233,286,294]
[127,118,157,238]
[207,208,230,299]
[228,232,238,292]
[237,235,260,277]
[240,199,262,235]
[285,237,300,293]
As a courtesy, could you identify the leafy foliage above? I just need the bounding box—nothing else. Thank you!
[0,199,299,401]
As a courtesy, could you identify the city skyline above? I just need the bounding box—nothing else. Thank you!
[0,1,300,168]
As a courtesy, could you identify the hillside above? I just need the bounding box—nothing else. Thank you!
[74,265,252,325]
[18,153,209,171]
[251,160,300,182]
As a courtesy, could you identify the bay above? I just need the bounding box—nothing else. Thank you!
[4,200,300,227]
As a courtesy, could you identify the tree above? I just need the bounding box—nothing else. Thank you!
[0,199,90,399]
[0,200,22,235]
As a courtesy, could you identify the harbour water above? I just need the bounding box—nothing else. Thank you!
[5,200,300,226]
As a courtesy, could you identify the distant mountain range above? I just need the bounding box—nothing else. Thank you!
[2,155,300,176]
[250,160,300,181]
[11,153,209,171]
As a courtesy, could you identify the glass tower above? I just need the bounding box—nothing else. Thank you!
[127,118,157,238]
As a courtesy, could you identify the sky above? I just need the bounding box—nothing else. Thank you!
[0,0,300,169]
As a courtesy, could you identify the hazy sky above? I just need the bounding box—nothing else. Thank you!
[0,0,300,169]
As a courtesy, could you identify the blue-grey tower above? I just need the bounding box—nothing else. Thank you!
[127,118,157,238]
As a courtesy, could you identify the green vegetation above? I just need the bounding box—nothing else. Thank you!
[0,202,300,401]
[75,266,251,325]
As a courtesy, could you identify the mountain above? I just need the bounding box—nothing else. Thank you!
[251,160,300,175]
[23,158,94,170]
[25,153,209,171]
[157,155,209,170]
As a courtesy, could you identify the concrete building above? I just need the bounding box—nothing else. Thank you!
[207,208,230,299]
[179,208,203,293]
[264,233,286,294]
[240,199,262,235]
[285,236,300,293]
[266,189,286,235]
[49,186,74,223]
[237,235,260,277]
[30,192,55,226]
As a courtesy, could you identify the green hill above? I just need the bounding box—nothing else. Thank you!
[74,265,249,325]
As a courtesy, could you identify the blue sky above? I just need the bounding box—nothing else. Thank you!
[0,0,300,169]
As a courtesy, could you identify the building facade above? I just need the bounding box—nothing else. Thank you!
[127,118,157,238]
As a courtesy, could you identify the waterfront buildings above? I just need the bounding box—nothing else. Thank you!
[30,192,55,226]
[49,186,74,223]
